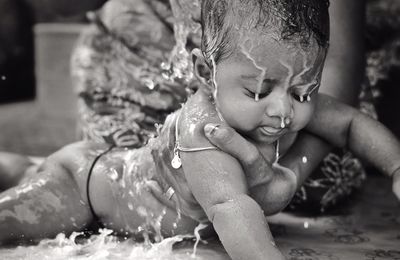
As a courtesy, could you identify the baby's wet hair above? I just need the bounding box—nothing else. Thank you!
[200,0,330,65]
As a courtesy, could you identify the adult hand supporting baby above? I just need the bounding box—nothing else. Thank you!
[204,123,298,215]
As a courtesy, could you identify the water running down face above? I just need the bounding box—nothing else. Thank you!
[211,32,327,144]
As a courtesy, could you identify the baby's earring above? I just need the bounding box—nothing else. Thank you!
[306,94,311,102]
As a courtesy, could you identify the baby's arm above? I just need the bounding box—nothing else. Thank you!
[307,94,400,196]
[181,148,285,260]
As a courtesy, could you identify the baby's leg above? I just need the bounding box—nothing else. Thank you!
[0,142,109,244]
[0,152,35,191]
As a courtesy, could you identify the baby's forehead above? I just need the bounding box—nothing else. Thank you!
[226,34,326,81]
[234,33,324,63]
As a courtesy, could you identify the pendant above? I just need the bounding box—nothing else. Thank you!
[171,152,182,169]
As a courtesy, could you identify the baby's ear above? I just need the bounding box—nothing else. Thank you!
[192,48,212,88]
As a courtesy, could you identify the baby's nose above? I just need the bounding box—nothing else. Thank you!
[265,94,293,121]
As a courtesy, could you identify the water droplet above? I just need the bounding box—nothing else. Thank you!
[280,118,285,128]
[254,93,259,101]
[108,169,119,181]
[304,221,309,228]
[143,79,155,90]
[302,156,308,164]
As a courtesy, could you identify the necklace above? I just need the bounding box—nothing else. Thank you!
[170,109,280,169]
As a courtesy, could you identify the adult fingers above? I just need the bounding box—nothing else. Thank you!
[204,123,271,173]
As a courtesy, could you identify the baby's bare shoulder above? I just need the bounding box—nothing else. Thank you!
[179,91,221,147]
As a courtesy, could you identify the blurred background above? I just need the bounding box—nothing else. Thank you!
[0,0,106,155]
[0,0,399,156]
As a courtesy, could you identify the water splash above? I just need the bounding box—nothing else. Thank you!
[191,223,208,258]
[162,0,201,83]
[0,229,228,260]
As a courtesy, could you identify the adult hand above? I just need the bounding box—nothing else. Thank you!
[204,123,278,182]
[203,123,298,215]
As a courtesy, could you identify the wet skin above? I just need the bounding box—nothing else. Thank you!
[214,34,326,146]
[0,142,200,244]
[168,31,328,260]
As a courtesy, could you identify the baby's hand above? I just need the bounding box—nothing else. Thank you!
[392,168,400,201]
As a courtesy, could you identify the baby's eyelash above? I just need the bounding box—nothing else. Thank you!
[245,89,270,100]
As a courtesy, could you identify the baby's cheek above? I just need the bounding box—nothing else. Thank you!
[290,102,315,131]
[218,97,261,129]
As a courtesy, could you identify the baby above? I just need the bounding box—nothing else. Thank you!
[0,0,400,260]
